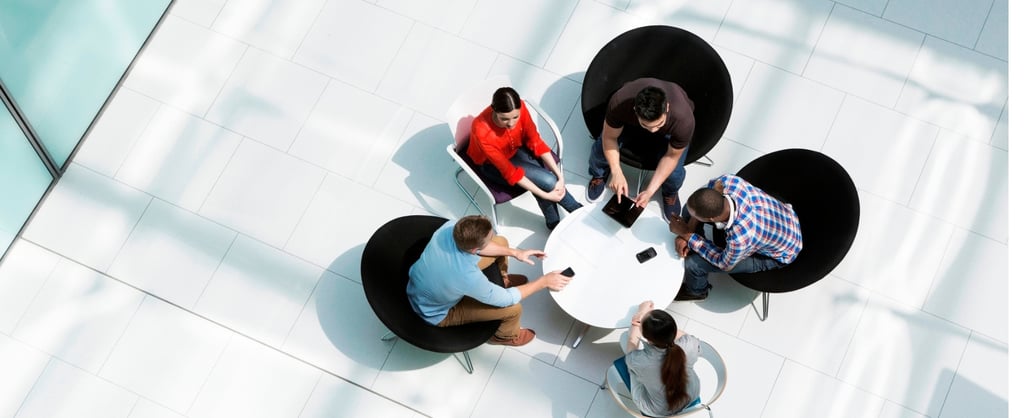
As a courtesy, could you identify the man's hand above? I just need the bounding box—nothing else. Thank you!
[608,172,629,203]
[542,271,572,291]
[512,249,546,265]
[674,235,690,257]
[668,214,695,236]
[635,189,654,208]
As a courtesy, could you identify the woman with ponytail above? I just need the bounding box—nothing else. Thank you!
[466,87,583,230]
[612,300,701,416]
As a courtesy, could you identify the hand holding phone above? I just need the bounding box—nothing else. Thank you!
[561,267,575,277]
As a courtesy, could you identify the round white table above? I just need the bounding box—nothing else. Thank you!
[544,194,683,347]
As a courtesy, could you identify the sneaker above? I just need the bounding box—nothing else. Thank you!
[662,193,682,222]
[503,273,528,288]
[489,328,536,346]
[674,284,712,302]
[546,220,560,231]
[587,177,606,202]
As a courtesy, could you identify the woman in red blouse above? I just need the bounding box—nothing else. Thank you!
[467,87,583,230]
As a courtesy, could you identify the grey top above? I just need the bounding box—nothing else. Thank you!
[625,334,702,416]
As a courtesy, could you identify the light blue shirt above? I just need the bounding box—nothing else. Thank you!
[407,221,522,325]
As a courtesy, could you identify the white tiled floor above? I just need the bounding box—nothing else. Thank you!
[0,0,1010,417]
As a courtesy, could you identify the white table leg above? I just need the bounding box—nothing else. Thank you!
[570,324,591,349]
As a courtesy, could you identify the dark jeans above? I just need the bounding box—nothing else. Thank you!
[588,136,688,197]
[479,149,583,225]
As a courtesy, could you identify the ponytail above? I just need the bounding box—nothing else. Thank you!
[641,310,692,411]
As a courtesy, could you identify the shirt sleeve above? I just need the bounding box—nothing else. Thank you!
[470,119,526,185]
[519,103,552,157]
[461,269,522,307]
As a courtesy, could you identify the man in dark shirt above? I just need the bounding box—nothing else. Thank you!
[586,78,696,221]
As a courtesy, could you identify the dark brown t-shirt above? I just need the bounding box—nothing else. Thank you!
[605,77,696,150]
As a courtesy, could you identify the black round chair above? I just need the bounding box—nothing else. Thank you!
[581,25,733,170]
[725,149,860,320]
[361,215,499,373]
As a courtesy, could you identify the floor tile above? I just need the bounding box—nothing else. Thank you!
[376,24,497,121]
[0,240,59,334]
[762,360,885,418]
[200,139,326,247]
[304,372,423,418]
[883,0,992,48]
[293,0,413,91]
[833,0,886,15]
[682,321,786,418]
[374,341,504,418]
[211,0,327,58]
[938,334,1007,418]
[908,131,1007,243]
[831,192,954,308]
[880,402,928,418]
[714,46,756,103]
[13,259,144,374]
[99,297,231,413]
[194,234,321,347]
[665,271,760,337]
[124,15,247,116]
[15,358,137,418]
[487,55,582,129]
[804,5,924,107]
[115,106,243,212]
[738,277,869,376]
[924,229,1007,343]
[895,36,1007,142]
[187,335,320,418]
[990,101,1007,150]
[822,96,938,204]
[74,89,161,177]
[108,199,236,308]
[375,0,477,33]
[0,334,50,418]
[460,0,576,68]
[371,113,475,219]
[838,294,970,417]
[554,326,627,385]
[469,349,598,418]
[724,63,844,153]
[714,0,832,74]
[974,0,1007,61]
[170,0,227,27]
[128,398,187,418]
[205,48,329,151]
[544,1,647,82]
[22,164,152,272]
[288,81,413,181]
[281,273,392,387]
[626,0,732,42]
[678,138,764,199]
[285,174,415,279]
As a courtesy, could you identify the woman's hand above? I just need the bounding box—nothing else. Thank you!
[631,300,655,324]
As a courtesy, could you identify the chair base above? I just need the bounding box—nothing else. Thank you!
[382,330,476,374]
[752,292,769,322]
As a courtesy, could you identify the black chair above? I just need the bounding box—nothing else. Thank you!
[725,149,860,320]
[361,215,500,373]
[581,25,733,184]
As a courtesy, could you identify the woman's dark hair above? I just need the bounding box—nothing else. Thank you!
[641,309,690,411]
[491,87,522,113]
[633,86,668,121]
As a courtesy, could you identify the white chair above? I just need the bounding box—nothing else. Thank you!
[445,76,566,224]
[603,339,728,417]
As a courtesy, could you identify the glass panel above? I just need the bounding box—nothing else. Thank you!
[0,0,171,167]
[0,107,53,255]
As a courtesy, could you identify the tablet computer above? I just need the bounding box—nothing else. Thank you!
[602,196,644,228]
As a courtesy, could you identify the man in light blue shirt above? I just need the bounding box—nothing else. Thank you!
[408,215,572,346]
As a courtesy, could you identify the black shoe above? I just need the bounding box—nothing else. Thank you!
[587,177,606,202]
[674,284,711,302]
[662,193,682,222]
[546,220,560,231]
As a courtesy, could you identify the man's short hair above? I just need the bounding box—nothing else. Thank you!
[633,86,668,121]
[687,188,725,219]
[453,215,493,252]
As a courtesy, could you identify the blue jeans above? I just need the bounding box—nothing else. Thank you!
[588,136,688,197]
[683,251,785,294]
[478,149,582,226]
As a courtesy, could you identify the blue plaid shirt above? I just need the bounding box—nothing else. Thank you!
[687,175,802,270]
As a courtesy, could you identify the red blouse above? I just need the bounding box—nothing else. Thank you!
[466,101,552,185]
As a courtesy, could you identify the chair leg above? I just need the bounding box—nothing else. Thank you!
[454,169,487,217]
[693,155,715,167]
[381,331,397,341]
[454,351,474,374]
[753,292,770,322]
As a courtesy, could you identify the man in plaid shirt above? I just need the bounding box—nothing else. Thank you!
[668,174,802,301]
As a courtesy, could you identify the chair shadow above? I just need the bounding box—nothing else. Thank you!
[701,273,760,314]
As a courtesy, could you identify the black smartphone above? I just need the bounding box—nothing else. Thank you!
[561,267,576,277]
[636,247,657,263]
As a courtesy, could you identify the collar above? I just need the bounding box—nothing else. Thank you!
[722,194,736,229]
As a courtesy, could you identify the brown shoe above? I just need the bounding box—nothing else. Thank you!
[488,328,536,346]
[503,273,528,288]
